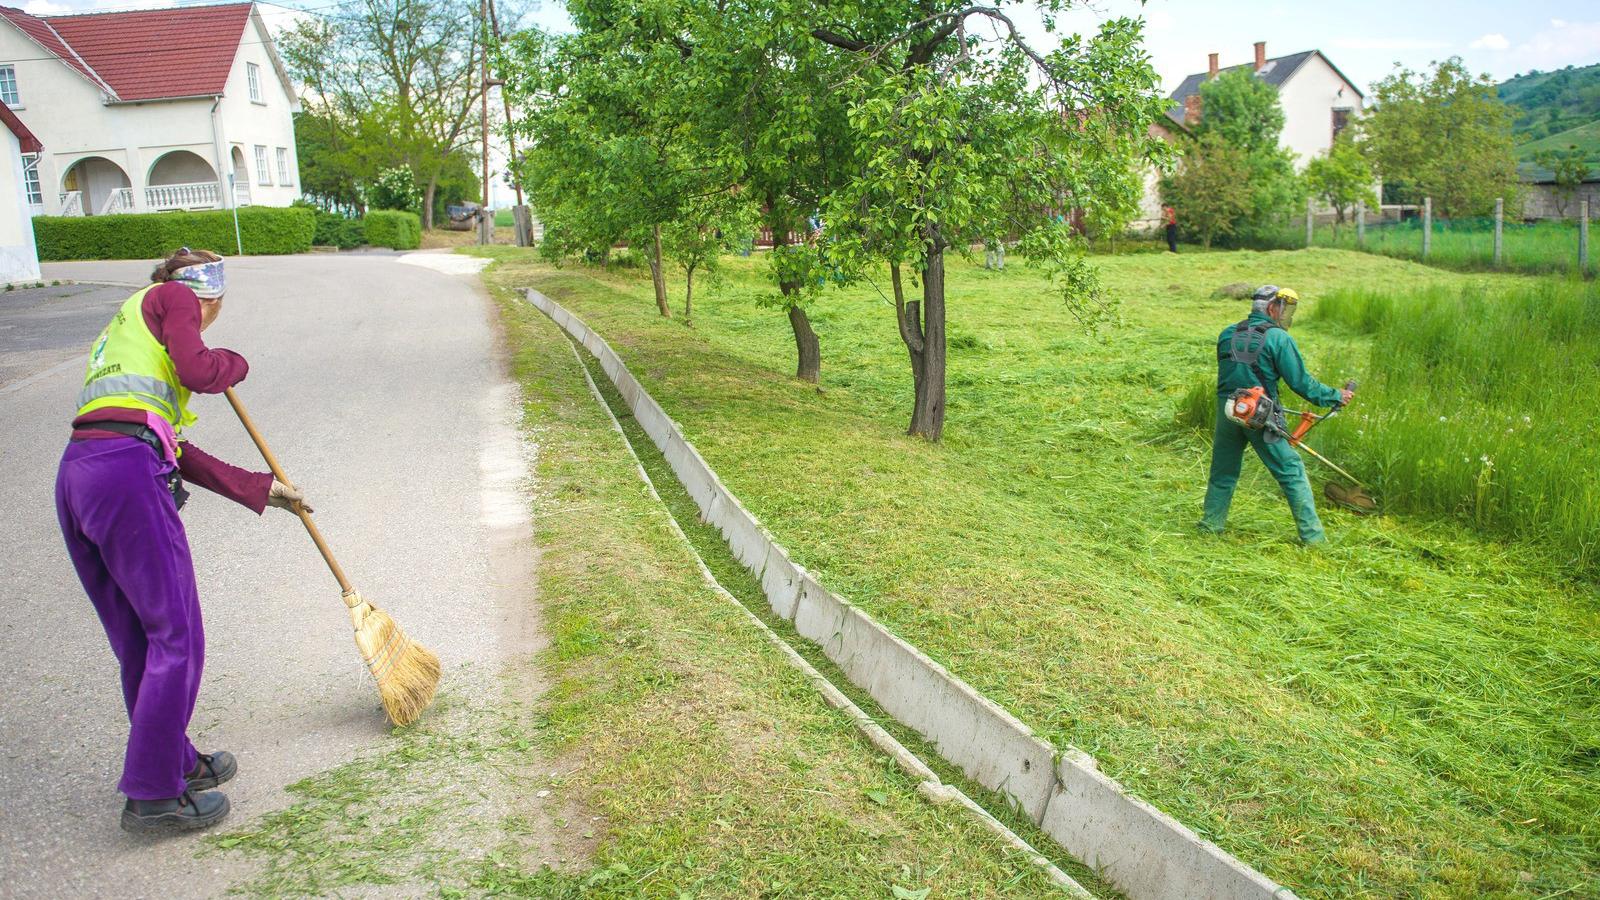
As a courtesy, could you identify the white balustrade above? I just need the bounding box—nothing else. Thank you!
[58,190,83,216]
[146,181,221,211]
[100,187,135,215]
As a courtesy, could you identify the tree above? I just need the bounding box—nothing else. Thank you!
[1361,58,1519,218]
[1192,67,1303,243]
[1163,132,1251,249]
[281,0,491,229]
[811,6,1168,439]
[1531,144,1592,217]
[1304,132,1378,229]
[661,193,759,323]
[293,110,367,212]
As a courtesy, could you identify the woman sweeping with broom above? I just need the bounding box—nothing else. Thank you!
[56,248,309,833]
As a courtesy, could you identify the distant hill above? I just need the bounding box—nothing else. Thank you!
[1498,63,1600,142]
[1514,120,1600,182]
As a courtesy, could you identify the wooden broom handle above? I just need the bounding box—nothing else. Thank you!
[224,388,353,594]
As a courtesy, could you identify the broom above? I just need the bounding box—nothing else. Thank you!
[224,388,440,726]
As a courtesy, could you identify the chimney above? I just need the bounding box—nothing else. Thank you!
[1254,41,1267,71]
[1184,93,1202,124]
[1208,52,1219,78]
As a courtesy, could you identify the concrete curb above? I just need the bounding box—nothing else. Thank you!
[526,289,1300,900]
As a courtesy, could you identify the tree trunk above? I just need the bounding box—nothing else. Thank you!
[422,178,437,230]
[684,263,696,323]
[907,243,947,441]
[788,305,820,382]
[649,224,671,317]
[773,226,820,382]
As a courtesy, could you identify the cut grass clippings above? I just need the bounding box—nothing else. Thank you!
[468,243,1600,899]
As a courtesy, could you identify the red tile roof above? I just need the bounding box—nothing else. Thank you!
[44,3,253,101]
[0,103,40,153]
[0,6,103,92]
[0,3,258,102]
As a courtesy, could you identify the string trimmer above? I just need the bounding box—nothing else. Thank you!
[1225,379,1378,513]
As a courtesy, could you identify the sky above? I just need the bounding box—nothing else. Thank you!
[18,0,1600,94]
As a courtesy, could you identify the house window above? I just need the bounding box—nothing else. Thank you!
[276,147,291,186]
[247,63,262,103]
[1332,108,1353,143]
[254,145,271,185]
[0,65,18,107]
[22,153,41,205]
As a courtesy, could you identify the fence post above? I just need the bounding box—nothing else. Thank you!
[1582,200,1590,273]
[1356,203,1365,249]
[1306,197,1314,248]
[1422,197,1432,260]
[1493,198,1503,268]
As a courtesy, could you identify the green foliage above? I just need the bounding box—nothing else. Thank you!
[1190,68,1304,243]
[35,207,314,260]
[1303,132,1378,225]
[367,166,423,214]
[362,209,421,249]
[1162,131,1252,249]
[1362,58,1520,218]
[293,110,366,211]
[1497,62,1600,141]
[1312,281,1600,575]
[301,202,366,249]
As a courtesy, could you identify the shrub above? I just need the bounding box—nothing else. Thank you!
[34,207,315,260]
[311,209,365,249]
[362,209,421,250]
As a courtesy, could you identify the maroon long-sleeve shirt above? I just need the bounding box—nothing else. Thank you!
[72,282,273,513]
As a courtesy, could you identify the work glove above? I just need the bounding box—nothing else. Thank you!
[267,479,313,514]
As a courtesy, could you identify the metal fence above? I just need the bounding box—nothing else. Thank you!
[1263,198,1594,277]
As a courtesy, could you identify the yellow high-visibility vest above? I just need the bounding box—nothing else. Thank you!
[76,286,197,434]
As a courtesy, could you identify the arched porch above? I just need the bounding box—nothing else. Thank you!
[146,150,222,210]
[59,156,132,216]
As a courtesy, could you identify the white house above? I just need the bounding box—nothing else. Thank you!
[0,1,300,219]
[1168,42,1365,168]
[0,98,40,281]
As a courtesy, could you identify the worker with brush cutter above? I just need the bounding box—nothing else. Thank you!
[1199,285,1353,544]
[56,248,311,834]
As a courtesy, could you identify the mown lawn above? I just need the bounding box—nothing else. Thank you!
[470,244,1599,899]
[215,270,1071,897]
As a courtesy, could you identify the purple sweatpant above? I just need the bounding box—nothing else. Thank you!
[56,437,202,800]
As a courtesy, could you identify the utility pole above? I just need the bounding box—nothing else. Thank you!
[488,0,532,246]
[479,0,491,245]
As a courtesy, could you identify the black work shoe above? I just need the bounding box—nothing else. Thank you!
[121,790,230,834]
[186,751,236,790]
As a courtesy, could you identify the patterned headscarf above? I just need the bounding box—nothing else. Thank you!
[172,249,226,299]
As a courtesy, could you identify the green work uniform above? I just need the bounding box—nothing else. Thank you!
[1201,311,1341,543]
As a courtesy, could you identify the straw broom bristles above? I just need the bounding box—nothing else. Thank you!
[344,589,440,726]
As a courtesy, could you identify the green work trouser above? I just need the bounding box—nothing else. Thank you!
[1201,400,1327,544]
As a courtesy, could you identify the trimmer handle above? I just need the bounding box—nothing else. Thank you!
[1332,379,1357,412]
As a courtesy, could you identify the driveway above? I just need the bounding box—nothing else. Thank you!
[0,252,542,896]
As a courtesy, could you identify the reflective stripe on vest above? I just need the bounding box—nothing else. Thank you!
[76,286,196,432]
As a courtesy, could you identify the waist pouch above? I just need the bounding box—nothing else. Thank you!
[74,422,189,511]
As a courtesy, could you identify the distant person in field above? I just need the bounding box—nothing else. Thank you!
[1199,285,1353,544]
[1163,205,1178,252]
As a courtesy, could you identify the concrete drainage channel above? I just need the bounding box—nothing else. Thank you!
[526,289,1299,900]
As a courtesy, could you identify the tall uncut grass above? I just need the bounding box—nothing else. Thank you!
[1312,279,1600,576]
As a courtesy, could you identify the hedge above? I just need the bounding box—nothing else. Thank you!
[362,209,421,250]
[34,207,315,261]
[312,209,365,249]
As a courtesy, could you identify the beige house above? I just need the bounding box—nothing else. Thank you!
[1,2,300,219]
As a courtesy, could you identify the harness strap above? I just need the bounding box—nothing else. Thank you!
[1227,319,1281,400]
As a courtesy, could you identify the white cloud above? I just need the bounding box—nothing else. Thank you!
[1144,8,1175,31]
[22,0,72,13]
[1551,18,1568,28]
[1332,37,1449,51]
[1504,20,1600,72]
[1470,33,1511,50]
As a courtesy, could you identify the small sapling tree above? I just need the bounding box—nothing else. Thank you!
[1304,132,1378,232]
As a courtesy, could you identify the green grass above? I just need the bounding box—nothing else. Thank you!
[1257,218,1597,277]
[465,243,1600,898]
[211,270,1076,897]
[495,208,515,227]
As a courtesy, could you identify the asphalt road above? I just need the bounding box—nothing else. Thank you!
[0,252,542,896]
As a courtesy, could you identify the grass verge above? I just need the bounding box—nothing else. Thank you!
[465,243,1599,899]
